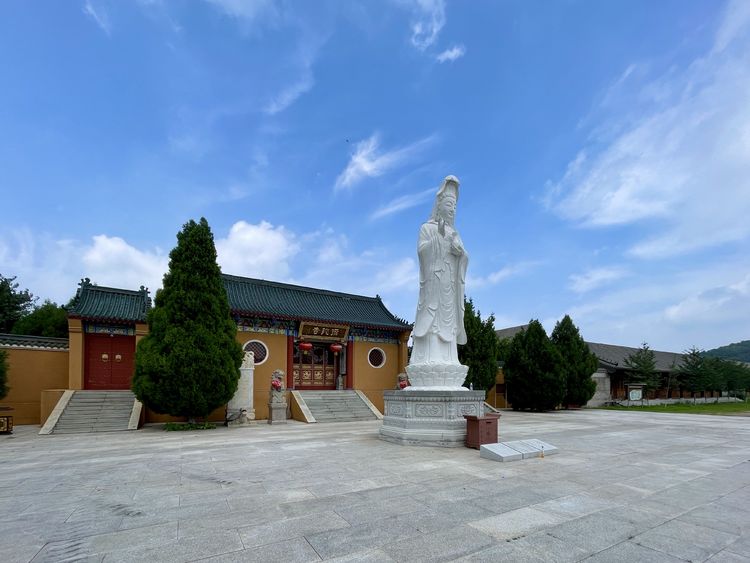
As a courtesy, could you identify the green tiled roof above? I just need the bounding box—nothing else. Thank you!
[223,274,411,330]
[0,333,69,350]
[67,278,151,323]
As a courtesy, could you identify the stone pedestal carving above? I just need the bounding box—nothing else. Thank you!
[268,391,287,425]
[380,390,485,447]
[227,351,256,426]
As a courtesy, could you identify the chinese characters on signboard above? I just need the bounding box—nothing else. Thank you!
[299,322,349,341]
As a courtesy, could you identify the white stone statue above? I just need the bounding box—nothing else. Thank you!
[241,351,255,369]
[407,175,470,389]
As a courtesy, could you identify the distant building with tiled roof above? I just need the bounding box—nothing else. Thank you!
[494,325,687,406]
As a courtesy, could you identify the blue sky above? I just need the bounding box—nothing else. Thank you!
[1,0,749,352]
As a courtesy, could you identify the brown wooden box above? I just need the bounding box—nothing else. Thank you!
[0,415,13,434]
[464,414,500,449]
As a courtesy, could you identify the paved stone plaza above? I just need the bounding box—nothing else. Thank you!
[1,409,749,562]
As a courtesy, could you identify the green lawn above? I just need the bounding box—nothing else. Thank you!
[598,400,750,415]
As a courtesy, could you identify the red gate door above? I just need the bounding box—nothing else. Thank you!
[110,336,135,389]
[85,334,135,390]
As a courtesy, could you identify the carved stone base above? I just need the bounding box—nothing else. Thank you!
[268,402,288,425]
[379,390,485,447]
[405,363,469,390]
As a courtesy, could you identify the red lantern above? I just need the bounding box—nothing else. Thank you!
[329,343,343,354]
[298,341,313,352]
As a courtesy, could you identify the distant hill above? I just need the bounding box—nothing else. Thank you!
[704,340,750,362]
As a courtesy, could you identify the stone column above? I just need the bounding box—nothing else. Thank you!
[227,351,256,425]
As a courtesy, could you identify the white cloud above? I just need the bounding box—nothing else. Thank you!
[83,0,111,36]
[0,222,418,323]
[264,71,314,115]
[215,221,299,280]
[569,267,628,294]
[408,0,446,51]
[82,235,167,294]
[0,229,166,305]
[546,3,750,259]
[713,0,750,53]
[203,0,276,23]
[560,260,750,351]
[335,133,436,191]
[664,272,750,325]
[370,187,435,220]
[436,44,465,63]
[467,262,538,289]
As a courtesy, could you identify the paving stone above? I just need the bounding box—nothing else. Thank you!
[305,514,420,559]
[584,540,685,562]
[199,537,321,562]
[457,532,589,563]
[4,409,750,562]
[383,524,495,562]
[677,502,750,536]
[325,548,395,562]
[633,519,740,562]
[533,493,615,518]
[102,530,244,562]
[468,506,567,540]
[238,511,350,548]
[707,550,750,563]
[545,510,643,552]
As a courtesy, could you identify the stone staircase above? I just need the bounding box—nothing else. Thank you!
[296,390,379,423]
[51,391,138,434]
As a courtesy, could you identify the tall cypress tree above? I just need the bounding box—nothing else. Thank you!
[551,315,598,407]
[458,297,499,392]
[504,320,565,411]
[132,218,243,421]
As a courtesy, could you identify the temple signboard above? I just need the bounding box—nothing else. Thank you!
[299,322,349,342]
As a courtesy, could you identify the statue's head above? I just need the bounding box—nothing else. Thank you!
[429,175,460,225]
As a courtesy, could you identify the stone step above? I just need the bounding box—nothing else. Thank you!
[52,390,136,434]
[297,391,377,424]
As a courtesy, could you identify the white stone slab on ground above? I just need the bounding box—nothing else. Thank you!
[503,440,542,459]
[519,439,559,456]
[480,442,524,462]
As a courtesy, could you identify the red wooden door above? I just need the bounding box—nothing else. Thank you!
[85,334,135,390]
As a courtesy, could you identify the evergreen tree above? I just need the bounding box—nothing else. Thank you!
[0,349,8,400]
[0,274,35,333]
[458,298,498,392]
[12,300,68,338]
[678,346,706,397]
[132,218,243,421]
[703,356,726,400]
[504,320,565,411]
[623,342,660,394]
[550,315,598,407]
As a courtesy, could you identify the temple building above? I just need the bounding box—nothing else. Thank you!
[1,275,411,427]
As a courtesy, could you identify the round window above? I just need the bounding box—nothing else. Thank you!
[243,340,268,365]
[368,347,386,368]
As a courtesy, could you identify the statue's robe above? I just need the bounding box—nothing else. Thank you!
[411,220,468,365]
